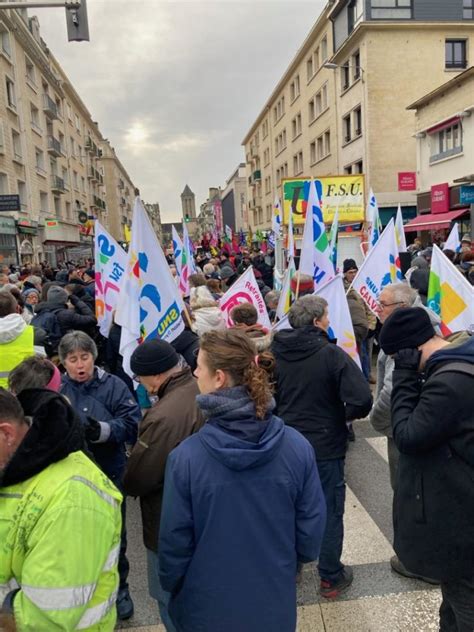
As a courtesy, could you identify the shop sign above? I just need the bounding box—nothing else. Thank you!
[0,194,20,212]
[431,183,450,214]
[460,186,474,205]
[398,172,417,191]
[0,215,17,234]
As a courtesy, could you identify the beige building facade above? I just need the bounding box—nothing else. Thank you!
[0,7,139,266]
[406,66,474,236]
[242,0,474,235]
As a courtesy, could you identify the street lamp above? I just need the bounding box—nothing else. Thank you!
[324,61,365,82]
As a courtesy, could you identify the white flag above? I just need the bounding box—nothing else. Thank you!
[219,266,271,330]
[116,198,185,376]
[298,179,334,288]
[428,244,473,335]
[272,195,282,236]
[351,218,403,315]
[94,221,127,338]
[368,189,382,251]
[287,203,295,261]
[329,207,339,271]
[171,225,184,278]
[394,204,407,253]
[272,274,361,367]
[276,257,296,320]
[183,222,197,275]
[316,275,361,368]
[443,223,461,253]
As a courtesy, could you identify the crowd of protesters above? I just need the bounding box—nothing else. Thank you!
[0,229,474,632]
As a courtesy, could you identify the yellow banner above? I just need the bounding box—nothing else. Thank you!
[282,175,365,224]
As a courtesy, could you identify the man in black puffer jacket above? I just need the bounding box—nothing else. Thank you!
[272,295,372,599]
[379,307,474,631]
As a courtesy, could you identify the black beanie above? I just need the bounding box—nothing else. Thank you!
[379,307,435,355]
[343,258,358,274]
[130,339,179,376]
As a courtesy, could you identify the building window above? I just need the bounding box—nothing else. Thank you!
[324,130,331,155]
[430,122,463,162]
[292,113,302,139]
[0,173,8,195]
[12,130,22,162]
[6,78,16,110]
[73,170,79,190]
[310,141,316,165]
[0,25,11,57]
[263,147,270,166]
[353,50,361,80]
[66,201,71,220]
[35,148,45,173]
[354,159,364,173]
[293,151,303,176]
[321,36,328,62]
[464,0,474,19]
[75,113,80,131]
[62,167,69,189]
[18,181,27,211]
[307,56,314,81]
[344,164,353,175]
[54,196,61,217]
[81,176,85,192]
[342,65,350,91]
[262,120,268,139]
[40,191,48,213]
[275,129,287,155]
[290,75,300,102]
[30,104,42,133]
[353,106,362,136]
[266,203,272,222]
[273,96,285,124]
[445,40,467,69]
[70,137,75,157]
[264,175,271,195]
[371,0,412,19]
[309,83,328,122]
[25,56,36,86]
[348,0,364,31]
[343,114,351,143]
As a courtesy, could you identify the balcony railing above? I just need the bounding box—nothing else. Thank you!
[51,175,65,193]
[43,94,58,119]
[47,135,62,157]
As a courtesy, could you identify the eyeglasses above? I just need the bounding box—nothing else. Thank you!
[377,301,404,309]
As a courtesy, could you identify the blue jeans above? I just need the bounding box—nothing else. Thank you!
[146,548,176,632]
[316,458,346,583]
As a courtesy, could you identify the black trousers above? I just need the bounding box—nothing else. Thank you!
[440,577,474,632]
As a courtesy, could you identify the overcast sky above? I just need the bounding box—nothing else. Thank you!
[38,0,326,222]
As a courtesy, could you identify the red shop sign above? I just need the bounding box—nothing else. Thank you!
[398,172,417,191]
[431,183,450,214]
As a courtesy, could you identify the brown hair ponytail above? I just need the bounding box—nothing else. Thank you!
[199,330,274,419]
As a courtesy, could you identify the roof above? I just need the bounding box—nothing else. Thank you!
[181,184,194,197]
[404,208,469,232]
[407,66,474,110]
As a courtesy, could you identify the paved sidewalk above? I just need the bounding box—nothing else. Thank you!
[118,419,441,631]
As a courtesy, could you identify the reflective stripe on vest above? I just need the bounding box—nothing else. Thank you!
[0,578,19,602]
[0,325,34,388]
[70,476,120,509]
[102,544,120,572]
[22,583,96,611]
[76,590,118,629]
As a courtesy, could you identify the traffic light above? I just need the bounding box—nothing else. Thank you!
[185,214,190,223]
[66,0,90,42]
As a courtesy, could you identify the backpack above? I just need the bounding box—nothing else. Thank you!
[31,309,62,353]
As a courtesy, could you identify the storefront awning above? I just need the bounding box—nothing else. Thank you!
[404,208,469,232]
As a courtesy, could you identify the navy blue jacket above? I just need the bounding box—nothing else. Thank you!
[159,416,326,632]
[61,368,140,483]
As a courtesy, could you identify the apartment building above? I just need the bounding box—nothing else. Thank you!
[100,141,135,243]
[242,0,474,234]
[0,7,138,266]
[405,67,474,237]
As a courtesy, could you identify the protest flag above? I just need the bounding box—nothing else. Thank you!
[219,266,271,330]
[171,225,184,279]
[368,189,382,250]
[443,223,461,253]
[275,257,296,320]
[395,204,407,253]
[272,195,282,236]
[329,207,339,271]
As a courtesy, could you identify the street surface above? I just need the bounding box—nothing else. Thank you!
[118,419,441,632]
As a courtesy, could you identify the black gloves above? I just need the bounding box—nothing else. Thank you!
[393,348,422,371]
[84,416,101,442]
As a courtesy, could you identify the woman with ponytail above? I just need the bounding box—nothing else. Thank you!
[158,329,327,632]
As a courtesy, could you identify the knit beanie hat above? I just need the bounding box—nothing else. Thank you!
[130,339,179,376]
[47,285,68,304]
[343,258,358,274]
[379,307,435,355]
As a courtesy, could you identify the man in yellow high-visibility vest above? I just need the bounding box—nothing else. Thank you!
[0,388,122,630]
[0,292,43,389]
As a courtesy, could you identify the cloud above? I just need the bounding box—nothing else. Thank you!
[37,1,326,221]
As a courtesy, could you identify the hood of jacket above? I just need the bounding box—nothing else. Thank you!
[197,386,283,471]
[0,313,27,344]
[427,336,474,373]
[0,389,85,487]
[272,324,329,362]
